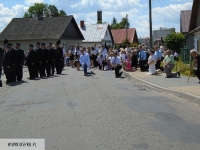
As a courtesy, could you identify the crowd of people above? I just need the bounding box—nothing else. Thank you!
[1,40,200,85]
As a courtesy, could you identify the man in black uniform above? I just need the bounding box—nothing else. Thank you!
[15,43,24,81]
[41,43,49,77]
[8,43,17,82]
[0,46,3,86]
[3,45,12,83]
[55,40,63,74]
[48,43,56,76]
[26,44,36,80]
[35,42,43,78]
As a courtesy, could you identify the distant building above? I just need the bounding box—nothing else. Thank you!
[153,27,175,47]
[187,0,200,52]
[79,21,114,47]
[180,10,194,49]
[138,37,150,47]
[0,15,84,51]
[111,28,139,47]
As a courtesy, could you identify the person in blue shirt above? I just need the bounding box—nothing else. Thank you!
[154,45,162,70]
[79,49,95,76]
[138,45,147,72]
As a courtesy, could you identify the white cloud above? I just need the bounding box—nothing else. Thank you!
[152,2,192,22]
[0,3,27,32]
[70,0,92,8]
[51,0,58,3]
[24,0,44,6]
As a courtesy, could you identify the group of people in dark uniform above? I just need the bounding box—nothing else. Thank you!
[0,39,63,84]
[1,43,24,83]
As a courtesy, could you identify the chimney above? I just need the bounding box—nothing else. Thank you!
[37,12,43,20]
[80,20,84,28]
[97,10,102,24]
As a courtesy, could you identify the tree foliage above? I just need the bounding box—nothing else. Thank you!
[23,3,67,18]
[164,32,185,53]
[121,38,131,47]
[111,17,130,29]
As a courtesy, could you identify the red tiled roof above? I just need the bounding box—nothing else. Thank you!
[111,28,136,44]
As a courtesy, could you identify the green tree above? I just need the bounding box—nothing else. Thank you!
[23,3,67,18]
[119,17,130,29]
[111,17,130,29]
[121,38,131,48]
[164,32,185,53]
[59,10,67,16]
[45,5,59,17]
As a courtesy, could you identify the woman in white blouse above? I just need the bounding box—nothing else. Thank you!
[147,50,157,75]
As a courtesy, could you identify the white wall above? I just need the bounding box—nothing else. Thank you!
[194,31,200,52]
[61,39,82,50]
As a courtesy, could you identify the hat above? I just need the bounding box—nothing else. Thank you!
[16,43,20,46]
[56,39,61,45]
[7,43,12,46]
[29,44,33,47]
[41,43,45,46]
[48,42,52,45]
[36,42,40,45]
[4,39,8,45]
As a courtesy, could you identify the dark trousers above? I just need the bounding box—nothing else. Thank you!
[49,61,55,75]
[56,60,62,74]
[98,61,106,70]
[139,60,145,71]
[28,64,35,79]
[155,60,161,70]
[43,62,50,76]
[35,63,43,78]
[115,65,122,77]
[11,65,16,81]
[3,66,11,82]
[94,55,98,67]
[0,65,2,79]
[194,70,200,80]
[16,64,23,81]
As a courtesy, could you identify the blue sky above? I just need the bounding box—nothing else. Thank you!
[0,0,193,37]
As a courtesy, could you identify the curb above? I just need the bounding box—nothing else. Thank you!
[123,71,200,105]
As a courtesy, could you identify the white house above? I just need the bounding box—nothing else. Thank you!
[79,21,114,47]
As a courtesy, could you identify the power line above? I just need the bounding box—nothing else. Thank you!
[157,0,180,21]
[162,0,180,15]
[168,0,180,5]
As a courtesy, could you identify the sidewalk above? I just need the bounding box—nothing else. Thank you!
[123,70,200,104]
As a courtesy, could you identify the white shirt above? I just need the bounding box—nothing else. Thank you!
[120,53,126,61]
[68,49,74,54]
[91,49,98,55]
[96,55,105,62]
[125,47,131,54]
[174,52,178,57]
[111,56,122,65]
[63,49,66,56]
[100,48,107,56]
[74,50,81,56]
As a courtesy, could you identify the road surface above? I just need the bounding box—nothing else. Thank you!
[0,67,200,150]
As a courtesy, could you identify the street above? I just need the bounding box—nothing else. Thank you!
[0,67,200,150]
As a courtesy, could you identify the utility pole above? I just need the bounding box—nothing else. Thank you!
[149,0,153,48]
[126,14,128,41]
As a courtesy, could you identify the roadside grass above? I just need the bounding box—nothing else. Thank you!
[161,57,196,77]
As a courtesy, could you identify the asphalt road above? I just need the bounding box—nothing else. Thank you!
[0,67,200,150]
